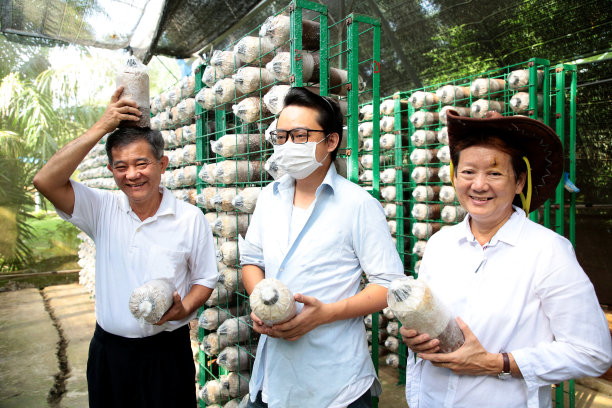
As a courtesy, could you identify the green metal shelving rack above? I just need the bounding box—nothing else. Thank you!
[377,57,579,406]
[330,11,384,406]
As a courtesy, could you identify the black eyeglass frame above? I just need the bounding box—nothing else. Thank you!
[269,128,328,145]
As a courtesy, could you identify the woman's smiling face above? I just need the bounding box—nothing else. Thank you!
[454,145,525,228]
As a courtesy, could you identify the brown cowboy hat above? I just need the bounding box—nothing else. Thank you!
[446,109,563,213]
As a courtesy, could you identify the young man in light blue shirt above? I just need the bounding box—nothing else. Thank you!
[240,87,405,407]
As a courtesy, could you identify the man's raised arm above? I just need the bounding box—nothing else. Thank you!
[33,87,140,215]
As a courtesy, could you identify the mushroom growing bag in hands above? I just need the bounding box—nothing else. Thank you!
[129,278,175,325]
[116,56,150,128]
[249,278,296,326]
[387,276,464,353]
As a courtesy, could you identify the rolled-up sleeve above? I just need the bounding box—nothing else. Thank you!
[239,191,265,270]
[512,238,612,387]
[352,196,405,287]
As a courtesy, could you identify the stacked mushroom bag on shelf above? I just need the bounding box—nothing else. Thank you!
[405,65,545,271]
[74,139,120,295]
[77,140,115,190]
[192,12,331,406]
[77,232,96,296]
[407,84,469,266]
[153,77,198,206]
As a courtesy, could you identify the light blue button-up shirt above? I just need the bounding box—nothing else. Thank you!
[239,164,405,407]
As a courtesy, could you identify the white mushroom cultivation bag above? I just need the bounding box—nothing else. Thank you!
[250,278,297,326]
[116,56,150,128]
[129,278,175,325]
[387,276,464,353]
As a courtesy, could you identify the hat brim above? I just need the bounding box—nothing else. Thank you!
[447,110,563,213]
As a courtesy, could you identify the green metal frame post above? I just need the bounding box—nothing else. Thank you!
[393,93,409,385]
[290,0,328,92]
[528,58,550,224]
[568,64,577,246]
[554,65,566,236]
[346,16,360,183]
[346,13,382,407]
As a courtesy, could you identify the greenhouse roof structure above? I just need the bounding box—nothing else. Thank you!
[1,0,611,93]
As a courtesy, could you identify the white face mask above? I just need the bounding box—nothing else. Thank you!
[275,137,329,179]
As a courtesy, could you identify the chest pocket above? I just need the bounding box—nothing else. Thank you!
[146,244,187,281]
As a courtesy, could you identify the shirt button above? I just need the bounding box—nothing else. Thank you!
[279,268,284,272]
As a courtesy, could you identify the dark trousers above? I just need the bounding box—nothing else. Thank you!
[87,323,196,408]
[247,388,372,408]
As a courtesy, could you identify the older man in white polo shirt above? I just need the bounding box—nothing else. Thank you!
[33,86,218,408]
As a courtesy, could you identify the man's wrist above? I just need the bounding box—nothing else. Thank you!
[323,302,339,325]
[89,121,114,138]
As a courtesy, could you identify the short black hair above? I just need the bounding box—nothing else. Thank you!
[282,87,343,160]
[105,127,164,164]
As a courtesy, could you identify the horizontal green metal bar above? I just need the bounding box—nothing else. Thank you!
[328,17,351,29]
[329,50,349,59]
[530,57,551,67]
[359,26,375,35]
[348,13,381,27]
[359,56,375,64]
[294,0,327,13]
[328,39,349,49]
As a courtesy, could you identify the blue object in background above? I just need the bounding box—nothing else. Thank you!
[177,59,192,77]
[564,172,580,193]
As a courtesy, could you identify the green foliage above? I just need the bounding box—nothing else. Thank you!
[421,24,501,85]
[0,44,113,270]
[0,211,80,273]
[23,214,80,266]
[0,156,36,271]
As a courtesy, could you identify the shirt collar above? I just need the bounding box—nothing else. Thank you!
[118,185,176,219]
[461,205,526,247]
[272,163,339,197]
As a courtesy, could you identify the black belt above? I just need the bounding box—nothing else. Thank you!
[93,323,189,349]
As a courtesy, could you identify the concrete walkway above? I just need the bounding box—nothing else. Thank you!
[0,284,95,408]
[0,288,59,407]
[44,284,96,408]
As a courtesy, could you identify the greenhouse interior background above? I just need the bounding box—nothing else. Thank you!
[0,0,611,407]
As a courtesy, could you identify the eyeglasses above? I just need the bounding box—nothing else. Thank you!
[269,128,327,145]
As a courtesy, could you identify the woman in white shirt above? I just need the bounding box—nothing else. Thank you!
[401,110,612,408]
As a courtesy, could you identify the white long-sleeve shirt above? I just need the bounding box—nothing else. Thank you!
[239,164,405,408]
[405,207,612,408]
